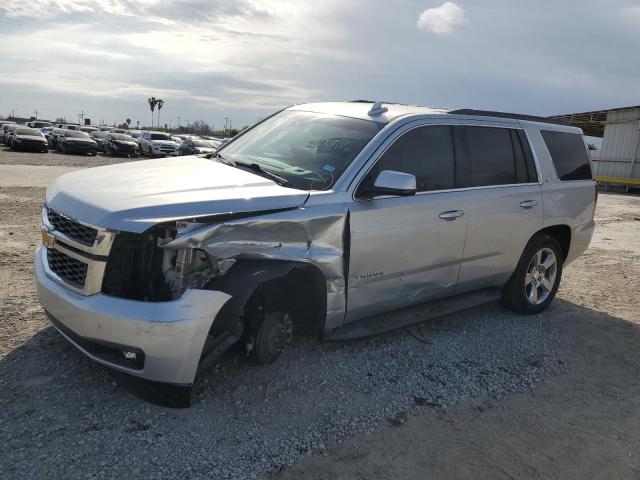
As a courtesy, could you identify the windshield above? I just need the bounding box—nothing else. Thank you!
[151,133,170,140]
[218,111,382,190]
[16,128,42,136]
[111,134,134,141]
[65,131,90,138]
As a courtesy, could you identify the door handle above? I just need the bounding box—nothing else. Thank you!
[520,200,538,209]
[439,210,465,221]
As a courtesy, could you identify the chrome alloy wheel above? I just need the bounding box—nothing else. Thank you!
[525,247,557,305]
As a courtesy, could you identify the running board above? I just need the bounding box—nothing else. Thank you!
[327,289,501,341]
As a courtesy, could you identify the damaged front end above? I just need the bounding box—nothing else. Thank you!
[102,205,350,348]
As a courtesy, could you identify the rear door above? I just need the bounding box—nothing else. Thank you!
[346,124,468,322]
[455,125,544,292]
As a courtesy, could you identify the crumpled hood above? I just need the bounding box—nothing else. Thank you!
[151,140,178,146]
[46,156,309,233]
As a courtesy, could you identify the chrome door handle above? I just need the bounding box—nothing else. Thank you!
[439,210,465,221]
[520,200,538,209]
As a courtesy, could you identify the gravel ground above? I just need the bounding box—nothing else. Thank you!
[0,146,137,167]
[0,150,637,479]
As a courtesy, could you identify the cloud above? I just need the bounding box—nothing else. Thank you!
[417,2,466,34]
[0,0,638,127]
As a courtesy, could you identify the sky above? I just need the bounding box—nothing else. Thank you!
[0,0,638,129]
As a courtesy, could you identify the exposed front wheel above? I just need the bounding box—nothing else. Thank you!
[250,311,293,365]
[501,234,563,314]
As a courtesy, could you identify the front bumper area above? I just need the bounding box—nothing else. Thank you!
[35,245,231,384]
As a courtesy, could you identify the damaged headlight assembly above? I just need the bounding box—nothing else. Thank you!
[160,219,236,300]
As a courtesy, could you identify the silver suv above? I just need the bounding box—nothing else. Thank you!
[35,101,596,404]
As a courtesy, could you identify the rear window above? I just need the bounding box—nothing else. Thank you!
[541,131,592,181]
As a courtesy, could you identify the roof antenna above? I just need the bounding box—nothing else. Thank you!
[368,101,388,116]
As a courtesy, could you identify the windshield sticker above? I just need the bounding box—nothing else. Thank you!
[322,164,336,173]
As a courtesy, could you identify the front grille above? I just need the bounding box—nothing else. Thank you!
[47,248,88,288]
[47,209,97,246]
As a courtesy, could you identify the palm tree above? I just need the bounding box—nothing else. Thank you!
[157,99,165,129]
[126,118,131,128]
[147,97,158,128]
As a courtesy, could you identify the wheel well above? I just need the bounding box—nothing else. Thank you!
[250,264,327,336]
[537,225,571,261]
[209,260,327,338]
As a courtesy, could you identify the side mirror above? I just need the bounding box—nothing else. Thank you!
[363,170,417,198]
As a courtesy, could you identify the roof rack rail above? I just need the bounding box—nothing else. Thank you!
[449,109,571,126]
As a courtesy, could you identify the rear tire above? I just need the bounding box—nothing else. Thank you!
[501,233,563,314]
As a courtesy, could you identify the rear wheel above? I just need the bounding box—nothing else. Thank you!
[501,234,563,314]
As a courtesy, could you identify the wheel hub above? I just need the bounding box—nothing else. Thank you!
[525,247,558,305]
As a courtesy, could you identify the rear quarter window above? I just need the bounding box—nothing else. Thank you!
[541,131,592,181]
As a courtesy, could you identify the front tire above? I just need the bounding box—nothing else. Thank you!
[250,311,293,365]
[501,233,563,314]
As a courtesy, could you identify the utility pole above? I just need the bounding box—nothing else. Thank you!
[177,116,181,128]
[33,109,38,119]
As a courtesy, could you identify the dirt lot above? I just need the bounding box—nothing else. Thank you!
[0,149,639,479]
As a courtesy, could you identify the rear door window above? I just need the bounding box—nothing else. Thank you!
[365,125,456,193]
[456,126,538,187]
[541,130,592,181]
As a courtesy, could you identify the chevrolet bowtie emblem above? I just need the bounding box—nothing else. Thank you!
[41,229,55,248]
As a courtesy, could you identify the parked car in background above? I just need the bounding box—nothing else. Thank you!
[4,124,20,147]
[89,130,108,150]
[56,130,98,155]
[102,133,138,157]
[137,131,179,156]
[11,127,49,152]
[109,128,128,134]
[46,128,66,149]
[62,124,80,131]
[80,126,99,134]
[128,130,142,139]
[99,126,112,132]
[28,121,53,130]
[0,123,17,143]
[179,137,220,155]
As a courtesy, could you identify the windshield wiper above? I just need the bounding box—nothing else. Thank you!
[211,153,288,186]
[234,160,289,186]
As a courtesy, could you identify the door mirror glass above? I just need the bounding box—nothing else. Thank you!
[365,170,417,197]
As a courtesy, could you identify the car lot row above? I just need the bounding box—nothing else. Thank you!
[0,120,227,157]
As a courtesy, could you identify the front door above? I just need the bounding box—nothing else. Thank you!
[346,124,468,322]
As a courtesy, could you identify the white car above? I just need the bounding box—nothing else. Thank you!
[137,131,180,157]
